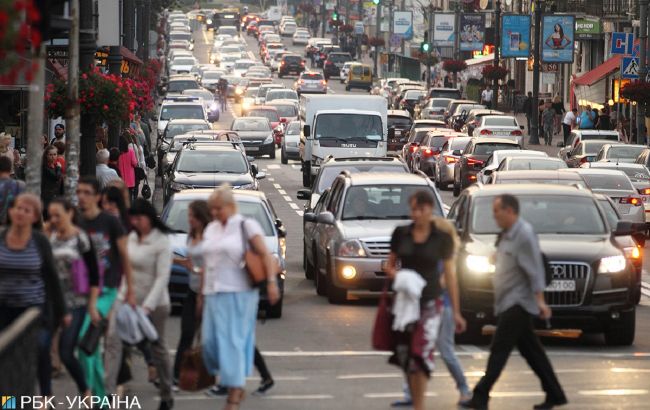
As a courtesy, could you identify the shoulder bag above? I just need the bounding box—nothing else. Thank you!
[240,219,267,286]
[178,328,215,391]
[372,282,396,351]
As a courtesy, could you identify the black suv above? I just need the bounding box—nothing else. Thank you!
[323,52,353,79]
[453,138,520,196]
[278,54,305,78]
[448,184,637,346]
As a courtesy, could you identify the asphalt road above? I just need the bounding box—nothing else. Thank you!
[50,26,650,410]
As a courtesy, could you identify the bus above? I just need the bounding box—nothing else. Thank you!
[209,9,241,31]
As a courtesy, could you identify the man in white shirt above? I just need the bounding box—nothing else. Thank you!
[95,149,120,190]
[481,87,493,109]
[562,108,578,145]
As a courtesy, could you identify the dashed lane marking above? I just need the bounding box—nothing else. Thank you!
[268,177,275,181]
[283,195,292,202]
[578,389,649,396]
[273,183,282,189]
[267,164,281,169]
[297,211,304,216]
[289,203,300,210]
[264,395,334,400]
[278,189,287,195]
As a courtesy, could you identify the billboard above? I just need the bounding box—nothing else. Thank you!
[393,11,413,40]
[460,14,485,51]
[541,15,575,63]
[500,14,531,58]
[432,13,455,47]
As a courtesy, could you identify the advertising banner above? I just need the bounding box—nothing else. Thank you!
[433,13,455,47]
[393,11,414,40]
[501,14,531,58]
[541,15,575,63]
[460,14,485,51]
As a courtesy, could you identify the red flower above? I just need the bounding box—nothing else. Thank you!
[81,73,88,80]
[103,104,109,110]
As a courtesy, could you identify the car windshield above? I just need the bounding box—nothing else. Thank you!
[342,185,440,220]
[160,106,205,121]
[405,90,426,100]
[581,133,619,141]
[315,114,382,140]
[248,110,279,122]
[485,117,517,127]
[316,164,406,193]
[266,90,297,101]
[495,177,585,187]
[302,73,323,80]
[232,118,270,131]
[202,72,222,79]
[218,28,237,36]
[258,87,281,97]
[428,136,449,148]
[606,146,645,159]
[449,139,471,150]
[413,130,430,142]
[472,195,606,235]
[165,199,273,235]
[430,91,460,99]
[474,143,519,155]
[235,62,255,70]
[581,174,635,191]
[168,81,199,93]
[170,33,191,41]
[506,158,567,170]
[222,47,242,54]
[176,150,247,173]
[164,123,210,140]
[184,90,213,101]
[272,105,297,117]
[221,55,238,62]
[388,116,411,127]
[428,99,451,108]
[604,166,650,181]
[286,122,300,135]
[245,88,258,97]
[173,58,196,65]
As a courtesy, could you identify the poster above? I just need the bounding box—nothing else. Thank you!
[541,15,575,63]
[393,11,413,40]
[460,14,485,51]
[433,13,455,47]
[501,14,531,58]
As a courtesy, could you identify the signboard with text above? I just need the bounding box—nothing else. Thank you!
[393,11,413,40]
[460,13,485,51]
[432,13,455,47]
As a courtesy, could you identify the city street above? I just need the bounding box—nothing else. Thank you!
[51,25,650,410]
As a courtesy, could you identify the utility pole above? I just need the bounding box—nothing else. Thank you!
[124,0,135,51]
[321,0,326,37]
[65,0,80,204]
[638,0,648,145]
[374,1,382,76]
[26,43,46,195]
[427,4,434,88]
[529,0,542,145]
[79,0,97,176]
[400,0,406,55]
[143,0,151,60]
[389,0,394,53]
[453,0,461,88]
[492,0,501,110]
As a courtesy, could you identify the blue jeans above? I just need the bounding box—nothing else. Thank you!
[59,306,88,393]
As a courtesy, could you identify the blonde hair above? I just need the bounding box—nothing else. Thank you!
[208,183,238,211]
[14,193,43,223]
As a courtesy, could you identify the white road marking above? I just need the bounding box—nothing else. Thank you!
[264,394,334,400]
[268,177,275,181]
[610,368,650,373]
[283,195,292,202]
[578,389,649,396]
[297,210,304,216]
[202,30,208,44]
[291,164,301,170]
[278,189,287,195]
[489,392,545,398]
[289,203,300,210]
[267,164,281,169]
[273,183,282,189]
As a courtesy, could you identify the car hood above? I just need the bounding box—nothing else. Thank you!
[338,219,410,240]
[173,172,253,186]
[236,130,272,140]
[169,232,278,256]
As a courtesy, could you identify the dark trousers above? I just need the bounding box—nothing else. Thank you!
[562,124,571,145]
[472,305,566,405]
[173,290,198,379]
[59,306,88,393]
[254,346,272,381]
[526,115,532,135]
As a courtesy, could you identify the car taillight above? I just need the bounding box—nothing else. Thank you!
[511,130,523,136]
[479,129,492,135]
[409,145,419,153]
[444,155,458,164]
[621,196,643,206]
[321,80,327,85]
[467,157,484,166]
[579,157,589,164]
[639,188,650,195]
[422,148,434,157]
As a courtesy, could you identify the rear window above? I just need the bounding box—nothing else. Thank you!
[606,146,645,159]
[388,116,411,127]
[613,166,650,181]
[160,105,205,120]
[581,174,635,191]
[302,73,323,80]
[429,89,461,99]
[484,117,517,127]
[450,139,471,150]
[428,136,449,148]
[474,143,519,155]
[506,158,567,171]
[581,133,619,141]
[585,142,609,154]
[168,80,199,93]
[329,53,351,62]
[283,55,302,63]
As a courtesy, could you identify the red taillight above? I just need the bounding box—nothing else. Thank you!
[580,157,589,164]
[467,157,484,166]
[321,80,327,85]
[444,155,458,164]
[511,130,523,136]
[640,188,650,195]
[423,148,434,157]
[479,129,492,135]
[621,197,643,206]
[409,145,419,153]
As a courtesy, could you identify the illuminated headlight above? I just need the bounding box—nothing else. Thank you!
[465,254,495,274]
[263,135,274,144]
[279,237,286,259]
[235,183,255,190]
[206,18,212,25]
[235,88,244,95]
[209,102,219,112]
[598,255,626,273]
[170,182,190,191]
[337,239,367,257]
[341,265,357,280]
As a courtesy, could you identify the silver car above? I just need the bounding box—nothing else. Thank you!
[294,71,327,94]
[281,121,301,164]
[434,136,472,189]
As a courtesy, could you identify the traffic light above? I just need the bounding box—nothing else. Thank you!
[372,0,380,4]
[332,9,338,21]
[420,42,431,53]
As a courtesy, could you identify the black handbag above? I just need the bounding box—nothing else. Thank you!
[134,166,146,181]
[78,316,108,355]
[146,153,156,170]
[141,177,152,200]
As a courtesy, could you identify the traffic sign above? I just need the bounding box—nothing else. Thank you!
[621,57,639,79]
[611,32,634,55]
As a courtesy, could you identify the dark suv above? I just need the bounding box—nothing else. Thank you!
[448,184,637,346]
[453,138,520,196]
[278,54,305,77]
[323,52,352,79]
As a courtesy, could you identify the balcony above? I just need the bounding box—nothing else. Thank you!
[560,0,635,19]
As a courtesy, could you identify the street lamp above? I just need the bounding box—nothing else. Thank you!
[529,0,544,145]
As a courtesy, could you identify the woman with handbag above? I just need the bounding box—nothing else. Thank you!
[200,185,279,410]
[46,198,102,397]
[383,190,466,410]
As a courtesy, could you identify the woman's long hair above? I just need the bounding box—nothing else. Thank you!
[188,200,211,239]
[129,198,172,235]
[554,24,564,38]
[103,186,130,229]
[42,145,57,168]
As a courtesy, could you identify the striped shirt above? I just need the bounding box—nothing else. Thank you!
[0,238,45,308]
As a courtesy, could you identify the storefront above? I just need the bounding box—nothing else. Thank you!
[571,55,621,109]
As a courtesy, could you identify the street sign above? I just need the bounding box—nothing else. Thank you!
[621,57,639,79]
[390,34,401,47]
[543,63,559,72]
[611,32,634,55]
[354,21,364,35]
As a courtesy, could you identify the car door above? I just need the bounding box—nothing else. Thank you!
[316,179,344,274]
[478,153,494,183]
[457,141,474,180]
[566,143,583,167]
[305,189,329,267]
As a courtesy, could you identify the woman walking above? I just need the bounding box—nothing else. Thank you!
[41,145,63,215]
[551,95,565,136]
[46,198,101,397]
[117,132,138,204]
[384,190,465,410]
[201,185,279,410]
[0,193,66,397]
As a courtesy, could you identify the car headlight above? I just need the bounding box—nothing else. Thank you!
[598,255,627,273]
[235,88,243,95]
[264,135,273,144]
[206,18,212,25]
[337,239,367,257]
[209,102,219,112]
[465,254,495,274]
[170,181,189,191]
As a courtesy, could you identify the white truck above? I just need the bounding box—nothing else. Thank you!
[299,94,389,187]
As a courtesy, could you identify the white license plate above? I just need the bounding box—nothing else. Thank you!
[246,146,259,151]
[306,83,317,88]
[545,280,576,292]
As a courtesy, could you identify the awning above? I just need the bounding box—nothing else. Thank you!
[573,55,621,86]
[466,54,495,67]
[119,46,143,66]
[46,59,68,80]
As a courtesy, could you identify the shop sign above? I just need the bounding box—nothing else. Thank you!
[575,17,602,40]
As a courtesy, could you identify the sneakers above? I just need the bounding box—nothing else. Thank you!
[252,378,274,396]
[390,399,413,407]
[205,384,228,397]
[158,398,173,410]
[533,398,568,409]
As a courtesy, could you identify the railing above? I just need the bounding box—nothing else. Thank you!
[0,308,41,396]
[562,0,635,18]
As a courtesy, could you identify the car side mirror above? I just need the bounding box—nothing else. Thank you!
[388,127,395,139]
[251,163,259,175]
[557,141,565,148]
[304,212,317,222]
[256,171,266,180]
[452,149,462,156]
[303,124,311,137]
[297,189,311,200]
[316,211,336,225]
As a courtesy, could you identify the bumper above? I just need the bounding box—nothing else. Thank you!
[347,81,372,89]
[331,256,389,291]
[462,168,479,186]
[618,205,646,224]
[439,163,455,184]
[284,144,300,158]
[280,66,304,75]
[297,87,327,94]
[324,67,341,77]
[244,142,275,156]
[419,158,436,175]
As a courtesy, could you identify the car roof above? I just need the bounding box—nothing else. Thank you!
[168,75,197,81]
[248,105,278,111]
[565,168,628,176]
[166,119,209,124]
[346,172,430,186]
[482,115,515,120]
[586,162,647,169]
[181,142,241,152]
[468,183,589,197]
[471,137,519,144]
[573,130,620,136]
[581,139,621,145]
[430,87,460,91]
[495,170,583,180]
[171,189,267,201]
[388,110,411,117]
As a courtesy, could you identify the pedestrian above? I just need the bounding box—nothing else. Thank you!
[542,103,556,146]
[46,198,101,397]
[101,185,130,229]
[109,147,121,177]
[217,78,229,110]
[52,141,66,174]
[96,149,120,191]
[551,94,565,135]
[522,92,533,134]
[117,131,138,204]
[460,194,567,410]
[578,105,595,129]
[0,193,66,398]
[41,145,63,216]
[173,200,211,388]
[481,86,493,109]
[562,108,577,145]
[200,185,280,410]
[0,156,25,226]
[119,198,174,410]
[596,108,611,131]
[51,123,66,145]
[0,132,20,177]
[383,190,465,410]
[76,176,136,397]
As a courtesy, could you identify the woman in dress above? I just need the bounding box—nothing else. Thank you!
[117,132,138,204]
[384,190,465,410]
[545,24,571,49]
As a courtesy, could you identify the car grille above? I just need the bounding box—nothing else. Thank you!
[363,240,391,258]
[544,262,590,307]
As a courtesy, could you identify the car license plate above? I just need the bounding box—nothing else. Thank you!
[246,146,259,151]
[306,83,317,88]
[545,280,576,292]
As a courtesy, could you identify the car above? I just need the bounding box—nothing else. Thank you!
[418,98,455,120]
[315,45,342,68]
[392,84,425,109]
[323,52,353,79]
[217,25,239,37]
[594,144,646,163]
[160,131,242,174]
[281,120,301,164]
[255,83,284,105]
[230,116,276,158]
[217,54,240,71]
[240,87,259,116]
[169,56,198,75]
[398,89,427,117]
[199,69,227,90]
[264,89,298,104]
[157,97,207,138]
[568,168,646,225]
[448,183,637,345]
[278,54,305,77]
[475,150,548,183]
[444,99,481,123]
[157,119,212,175]
[162,189,286,318]
[169,39,191,51]
[244,66,272,79]
[558,129,622,157]
[182,88,220,122]
[490,169,585,187]
[164,75,200,95]
[387,110,413,151]
[280,21,297,36]
[434,136,472,189]
[491,156,568,176]
[268,51,288,72]
[246,106,282,130]
[562,139,623,167]
[338,62,355,84]
[294,71,327,95]
[470,115,525,146]
[401,127,446,170]
[461,109,505,136]
[163,142,265,203]
[268,100,299,124]
[452,138,521,196]
[302,172,444,303]
[232,59,257,77]
[413,130,467,177]
[292,30,311,45]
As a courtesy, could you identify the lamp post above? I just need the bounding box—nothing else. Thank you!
[79,0,97,176]
[374,0,381,76]
[529,0,543,145]
[492,0,501,110]
[637,0,648,145]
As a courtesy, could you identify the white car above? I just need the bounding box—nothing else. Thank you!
[200,70,226,90]
[293,30,311,45]
[281,120,301,164]
[473,115,525,146]
[213,34,233,49]
[218,54,239,71]
[476,149,547,184]
[280,22,297,36]
[232,59,257,77]
[339,62,354,84]
[169,56,198,75]
[182,88,220,122]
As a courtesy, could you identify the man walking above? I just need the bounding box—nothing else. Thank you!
[541,103,556,146]
[481,86,493,109]
[460,194,567,410]
[95,149,120,190]
[562,108,577,145]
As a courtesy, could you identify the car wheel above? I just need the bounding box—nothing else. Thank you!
[281,147,288,164]
[304,246,315,280]
[604,308,635,346]
[266,297,283,318]
[270,147,276,159]
[326,257,347,304]
[633,283,641,305]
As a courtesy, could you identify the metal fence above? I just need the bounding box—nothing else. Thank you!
[0,308,40,396]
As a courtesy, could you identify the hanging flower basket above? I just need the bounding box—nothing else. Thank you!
[413,51,438,66]
[621,82,650,106]
[368,37,385,47]
[329,19,342,27]
[482,65,509,81]
[340,24,354,34]
[298,3,315,14]
[0,0,41,84]
[442,59,468,74]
